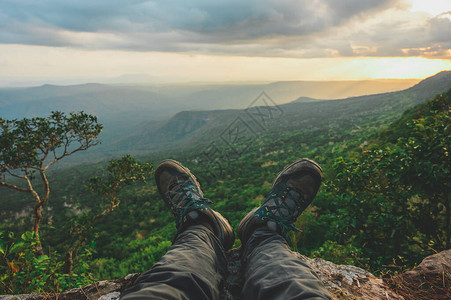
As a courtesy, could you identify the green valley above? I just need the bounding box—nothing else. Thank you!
[0,71,450,293]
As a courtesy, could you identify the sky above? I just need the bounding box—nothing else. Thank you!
[0,0,450,86]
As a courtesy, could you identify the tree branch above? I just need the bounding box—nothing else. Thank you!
[65,193,119,273]
[44,145,88,171]
[2,166,27,180]
[39,149,49,169]
[24,168,36,198]
[0,180,31,193]
[41,170,50,203]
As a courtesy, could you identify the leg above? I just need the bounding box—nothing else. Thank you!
[121,159,235,300]
[241,227,330,300]
[121,225,227,300]
[238,158,331,300]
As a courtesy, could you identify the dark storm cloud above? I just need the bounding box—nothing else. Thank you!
[0,0,449,58]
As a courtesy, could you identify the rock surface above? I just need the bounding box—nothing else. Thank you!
[223,249,403,300]
[1,249,450,300]
[0,274,140,300]
[387,249,451,300]
[294,253,403,300]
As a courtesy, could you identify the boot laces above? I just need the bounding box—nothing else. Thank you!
[254,180,306,238]
[166,177,212,231]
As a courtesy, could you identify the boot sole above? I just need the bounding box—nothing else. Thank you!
[154,159,204,199]
[272,158,322,187]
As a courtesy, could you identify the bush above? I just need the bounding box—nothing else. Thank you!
[0,231,95,294]
[311,240,369,267]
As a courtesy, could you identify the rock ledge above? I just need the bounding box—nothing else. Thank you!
[2,249,450,300]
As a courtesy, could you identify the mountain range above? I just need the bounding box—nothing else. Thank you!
[105,71,451,157]
[0,72,449,166]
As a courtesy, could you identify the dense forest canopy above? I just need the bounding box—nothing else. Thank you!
[0,77,450,293]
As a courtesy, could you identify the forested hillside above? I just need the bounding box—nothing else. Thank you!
[0,76,435,166]
[112,71,451,153]
[0,74,450,293]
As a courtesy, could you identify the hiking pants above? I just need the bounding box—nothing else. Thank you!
[121,225,331,300]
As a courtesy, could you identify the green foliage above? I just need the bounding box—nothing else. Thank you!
[0,231,94,294]
[0,111,102,170]
[0,111,103,255]
[93,236,171,280]
[0,149,152,291]
[321,91,450,270]
[88,155,153,198]
[1,89,450,291]
[64,156,153,274]
[311,240,369,267]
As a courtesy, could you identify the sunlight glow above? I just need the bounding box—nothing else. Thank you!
[409,0,451,15]
[0,45,449,86]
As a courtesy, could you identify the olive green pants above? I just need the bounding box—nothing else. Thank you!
[121,225,331,300]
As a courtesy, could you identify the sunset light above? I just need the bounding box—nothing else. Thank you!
[1,1,450,297]
[0,0,449,85]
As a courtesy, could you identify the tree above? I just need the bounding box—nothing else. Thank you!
[0,112,102,255]
[64,155,152,273]
[326,91,450,268]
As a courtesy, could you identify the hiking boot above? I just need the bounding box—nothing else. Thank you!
[155,159,235,250]
[238,158,323,244]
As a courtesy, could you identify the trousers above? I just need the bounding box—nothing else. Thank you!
[121,225,331,300]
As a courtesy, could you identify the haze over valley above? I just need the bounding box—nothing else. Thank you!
[0,75,433,166]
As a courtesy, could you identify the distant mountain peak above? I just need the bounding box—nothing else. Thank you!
[409,70,451,91]
[291,96,319,103]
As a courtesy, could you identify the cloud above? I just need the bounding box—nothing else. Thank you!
[340,10,451,58]
[0,0,449,58]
